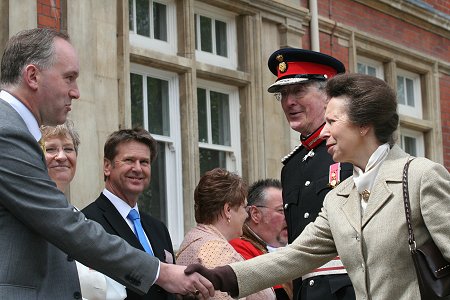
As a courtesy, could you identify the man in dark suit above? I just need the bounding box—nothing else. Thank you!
[83,128,176,300]
[0,28,212,299]
[266,48,355,300]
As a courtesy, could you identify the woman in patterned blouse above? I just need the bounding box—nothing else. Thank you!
[176,168,275,300]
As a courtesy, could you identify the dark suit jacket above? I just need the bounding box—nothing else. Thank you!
[83,193,175,300]
[0,98,159,299]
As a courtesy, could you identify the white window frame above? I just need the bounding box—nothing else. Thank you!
[129,0,177,55]
[197,79,241,175]
[356,56,384,79]
[397,68,423,119]
[399,127,425,157]
[194,3,237,69]
[130,63,184,248]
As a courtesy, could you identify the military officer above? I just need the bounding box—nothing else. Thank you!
[267,48,355,300]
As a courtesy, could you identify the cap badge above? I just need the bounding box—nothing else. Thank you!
[276,54,287,73]
[279,62,287,73]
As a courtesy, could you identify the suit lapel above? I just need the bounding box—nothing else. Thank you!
[361,181,393,228]
[361,146,408,228]
[96,195,144,251]
[339,181,362,234]
[141,218,164,261]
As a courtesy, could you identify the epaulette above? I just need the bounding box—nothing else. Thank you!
[281,143,303,165]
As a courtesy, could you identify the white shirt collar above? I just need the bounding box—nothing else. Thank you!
[102,188,139,220]
[0,90,41,141]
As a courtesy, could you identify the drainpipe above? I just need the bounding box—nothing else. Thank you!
[309,0,320,52]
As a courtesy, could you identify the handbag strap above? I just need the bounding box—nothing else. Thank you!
[402,157,416,252]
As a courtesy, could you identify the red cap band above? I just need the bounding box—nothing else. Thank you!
[277,62,338,80]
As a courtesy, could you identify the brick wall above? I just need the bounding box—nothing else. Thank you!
[316,0,448,62]
[37,0,61,30]
[440,74,450,169]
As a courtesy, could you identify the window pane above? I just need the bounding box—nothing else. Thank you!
[404,136,417,156]
[406,78,415,107]
[147,77,170,136]
[367,66,376,77]
[129,0,134,31]
[139,142,167,224]
[197,88,208,143]
[215,20,227,57]
[199,148,227,175]
[397,76,406,105]
[200,16,212,53]
[153,2,167,41]
[194,14,198,50]
[357,63,366,74]
[210,91,230,146]
[130,73,144,128]
[136,0,150,37]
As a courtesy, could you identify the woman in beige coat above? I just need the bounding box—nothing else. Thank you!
[186,74,450,300]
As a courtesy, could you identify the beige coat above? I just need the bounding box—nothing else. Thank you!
[231,145,450,300]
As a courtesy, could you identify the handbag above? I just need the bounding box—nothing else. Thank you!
[402,158,450,299]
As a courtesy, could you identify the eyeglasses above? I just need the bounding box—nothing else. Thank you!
[254,205,284,215]
[273,86,308,102]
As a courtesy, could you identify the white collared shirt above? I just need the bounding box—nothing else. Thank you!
[0,90,41,141]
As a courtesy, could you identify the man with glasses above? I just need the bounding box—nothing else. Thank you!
[230,179,291,299]
[267,48,355,300]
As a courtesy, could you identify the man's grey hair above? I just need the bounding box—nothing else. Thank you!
[1,28,70,86]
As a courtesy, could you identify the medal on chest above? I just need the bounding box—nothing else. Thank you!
[328,162,341,188]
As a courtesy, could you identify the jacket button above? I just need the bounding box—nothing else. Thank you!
[73,291,82,299]
[305,181,311,186]
[309,279,314,286]
[304,212,310,219]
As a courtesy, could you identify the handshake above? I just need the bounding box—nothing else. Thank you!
[182,264,238,299]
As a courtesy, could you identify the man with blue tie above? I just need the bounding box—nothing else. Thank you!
[83,128,176,300]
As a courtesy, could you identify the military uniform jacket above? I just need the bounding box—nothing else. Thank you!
[281,140,352,243]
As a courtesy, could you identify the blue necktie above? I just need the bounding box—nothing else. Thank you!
[127,209,154,255]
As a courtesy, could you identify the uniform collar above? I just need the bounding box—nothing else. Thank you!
[300,123,325,150]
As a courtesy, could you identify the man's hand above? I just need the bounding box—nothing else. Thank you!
[156,263,214,299]
[184,264,238,298]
